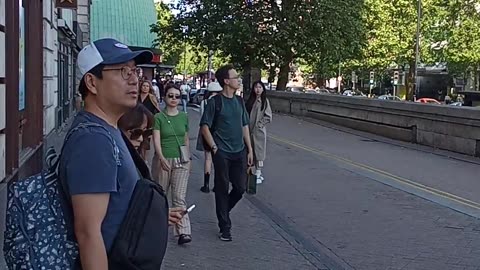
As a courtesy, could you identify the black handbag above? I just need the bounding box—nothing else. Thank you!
[107,134,170,270]
[108,177,169,270]
[246,167,257,195]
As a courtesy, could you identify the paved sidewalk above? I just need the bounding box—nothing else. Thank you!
[160,147,321,270]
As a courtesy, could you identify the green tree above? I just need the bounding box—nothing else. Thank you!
[442,1,480,90]
[151,1,229,77]
[167,0,364,92]
[151,2,183,66]
[353,0,480,97]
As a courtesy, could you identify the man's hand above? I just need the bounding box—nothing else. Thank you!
[247,150,254,167]
[168,207,185,225]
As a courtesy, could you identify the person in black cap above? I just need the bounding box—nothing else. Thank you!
[58,38,178,270]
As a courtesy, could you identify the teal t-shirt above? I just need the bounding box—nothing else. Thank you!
[154,111,189,158]
[200,95,249,153]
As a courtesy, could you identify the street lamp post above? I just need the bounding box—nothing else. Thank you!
[413,0,422,101]
[337,61,341,93]
[207,49,213,84]
[183,26,187,80]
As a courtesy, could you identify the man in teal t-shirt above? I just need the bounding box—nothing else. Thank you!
[200,65,254,242]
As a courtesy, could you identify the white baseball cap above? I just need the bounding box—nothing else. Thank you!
[207,82,223,92]
[77,38,153,76]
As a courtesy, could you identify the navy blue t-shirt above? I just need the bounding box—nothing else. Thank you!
[59,111,138,251]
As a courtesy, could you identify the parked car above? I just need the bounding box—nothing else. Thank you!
[286,86,304,93]
[189,88,199,101]
[343,90,366,97]
[191,88,206,105]
[305,89,318,94]
[317,88,330,94]
[449,102,463,106]
[416,98,441,105]
[378,95,402,101]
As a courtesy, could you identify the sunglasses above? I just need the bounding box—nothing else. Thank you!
[128,128,153,140]
[167,94,181,99]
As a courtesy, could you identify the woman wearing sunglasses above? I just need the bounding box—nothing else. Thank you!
[118,103,184,226]
[118,103,154,150]
[152,84,192,245]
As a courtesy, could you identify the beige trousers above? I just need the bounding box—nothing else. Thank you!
[152,156,191,236]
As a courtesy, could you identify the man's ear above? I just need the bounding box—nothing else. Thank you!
[84,73,98,95]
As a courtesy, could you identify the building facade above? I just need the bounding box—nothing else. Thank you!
[91,0,157,48]
[90,0,162,80]
[0,0,91,264]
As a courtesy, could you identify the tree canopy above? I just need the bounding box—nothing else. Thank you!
[151,0,480,92]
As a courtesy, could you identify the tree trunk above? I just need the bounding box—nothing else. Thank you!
[277,62,290,91]
[315,76,325,87]
[242,64,261,98]
[276,51,294,91]
[476,64,480,91]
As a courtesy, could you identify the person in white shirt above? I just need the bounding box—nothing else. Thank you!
[180,81,191,113]
[151,79,161,102]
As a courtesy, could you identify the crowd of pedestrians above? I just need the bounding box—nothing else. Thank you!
[4,37,273,270]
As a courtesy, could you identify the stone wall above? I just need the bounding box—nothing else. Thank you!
[268,91,480,157]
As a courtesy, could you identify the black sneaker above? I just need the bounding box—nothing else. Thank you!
[219,230,232,242]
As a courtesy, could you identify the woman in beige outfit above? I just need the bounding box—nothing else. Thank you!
[245,81,273,184]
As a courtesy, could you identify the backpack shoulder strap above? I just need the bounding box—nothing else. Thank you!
[61,122,121,166]
[211,95,223,132]
[235,95,245,113]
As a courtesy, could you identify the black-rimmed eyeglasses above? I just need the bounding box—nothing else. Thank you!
[103,66,142,80]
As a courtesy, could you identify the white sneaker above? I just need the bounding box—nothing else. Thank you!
[256,178,263,184]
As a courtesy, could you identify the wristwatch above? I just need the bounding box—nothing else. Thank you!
[211,145,218,152]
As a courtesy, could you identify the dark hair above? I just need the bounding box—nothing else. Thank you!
[246,81,267,114]
[78,64,105,100]
[215,64,234,88]
[118,103,154,132]
[164,83,181,95]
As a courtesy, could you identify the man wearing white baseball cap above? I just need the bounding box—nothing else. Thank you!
[58,38,153,269]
